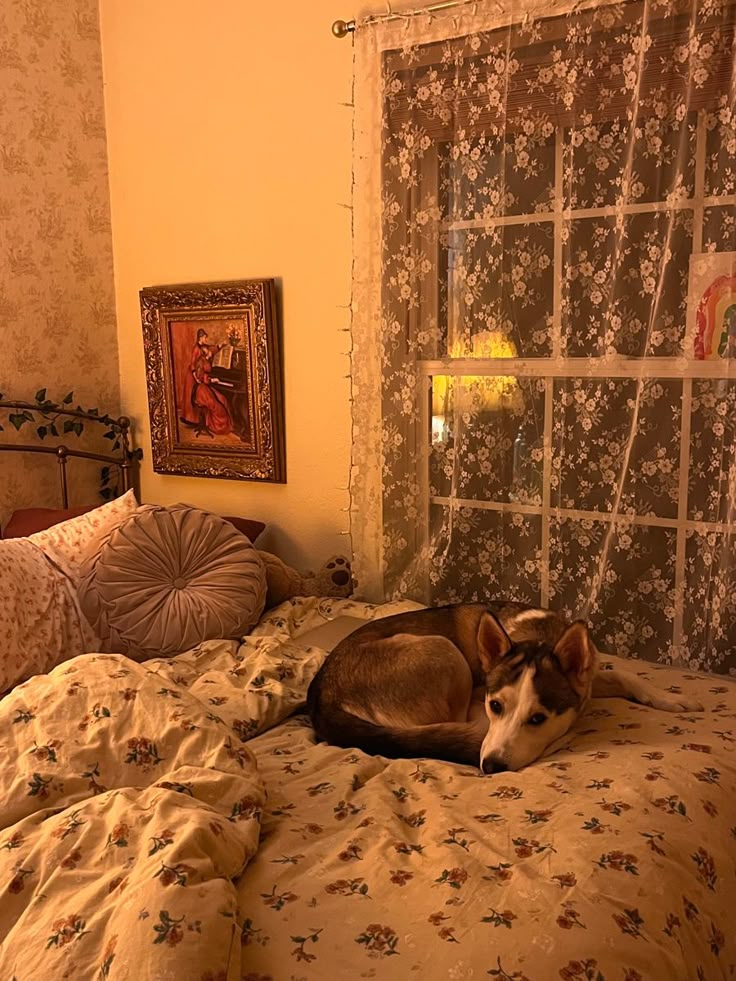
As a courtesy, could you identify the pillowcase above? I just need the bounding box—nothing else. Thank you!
[28,489,139,584]
[78,503,267,660]
[221,515,266,543]
[2,505,99,539]
[0,538,100,696]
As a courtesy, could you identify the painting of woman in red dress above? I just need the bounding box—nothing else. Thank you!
[179,328,234,437]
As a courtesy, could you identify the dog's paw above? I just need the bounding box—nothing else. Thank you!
[648,694,705,713]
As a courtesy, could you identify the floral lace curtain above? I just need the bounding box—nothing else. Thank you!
[350,0,736,674]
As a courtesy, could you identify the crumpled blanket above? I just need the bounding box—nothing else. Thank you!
[0,652,266,980]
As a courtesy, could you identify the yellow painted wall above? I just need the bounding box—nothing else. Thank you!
[99,1,355,568]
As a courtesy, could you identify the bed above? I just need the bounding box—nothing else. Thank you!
[1,408,734,980]
[1,594,734,980]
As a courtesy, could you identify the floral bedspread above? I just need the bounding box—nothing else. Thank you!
[0,650,266,980]
[238,601,736,981]
[1,596,735,980]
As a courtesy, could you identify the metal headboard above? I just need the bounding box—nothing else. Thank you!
[0,398,140,507]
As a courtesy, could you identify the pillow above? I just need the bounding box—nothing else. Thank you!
[78,503,267,660]
[0,538,100,696]
[27,489,139,584]
[2,505,99,539]
[221,515,266,543]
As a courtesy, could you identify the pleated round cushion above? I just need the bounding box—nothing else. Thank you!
[78,503,266,660]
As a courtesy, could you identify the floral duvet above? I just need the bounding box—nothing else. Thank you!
[1,598,734,981]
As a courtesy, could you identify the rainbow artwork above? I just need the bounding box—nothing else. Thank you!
[688,253,736,360]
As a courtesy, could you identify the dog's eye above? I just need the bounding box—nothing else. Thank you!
[489,699,503,716]
[527,713,547,726]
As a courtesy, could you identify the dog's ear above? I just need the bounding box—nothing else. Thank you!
[477,612,512,674]
[553,620,596,693]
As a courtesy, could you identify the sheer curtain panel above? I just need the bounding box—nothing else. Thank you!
[351,0,736,674]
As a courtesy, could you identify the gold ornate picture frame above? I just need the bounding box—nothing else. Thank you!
[140,279,285,482]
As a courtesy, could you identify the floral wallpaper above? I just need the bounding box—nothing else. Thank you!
[0,0,120,527]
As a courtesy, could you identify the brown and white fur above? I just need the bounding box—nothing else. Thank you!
[307,602,704,774]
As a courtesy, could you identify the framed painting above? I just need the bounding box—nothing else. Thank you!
[140,279,285,482]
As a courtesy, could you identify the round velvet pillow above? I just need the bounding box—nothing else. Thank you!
[78,504,266,660]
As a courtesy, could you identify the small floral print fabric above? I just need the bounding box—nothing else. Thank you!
[0,492,138,694]
[0,648,266,980]
[1,596,734,980]
[28,489,138,585]
[0,538,99,695]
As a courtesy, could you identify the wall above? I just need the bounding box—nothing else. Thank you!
[99,1,356,569]
[0,0,119,525]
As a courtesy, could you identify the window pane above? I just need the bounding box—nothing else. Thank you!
[705,101,736,197]
[550,517,676,662]
[430,376,546,505]
[562,212,692,356]
[447,223,554,357]
[703,205,736,252]
[428,504,542,606]
[553,378,682,519]
[439,126,556,222]
[684,531,736,672]
[689,379,736,523]
[563,112,697,211]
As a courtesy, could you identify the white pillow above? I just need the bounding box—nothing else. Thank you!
[28,489,139,585]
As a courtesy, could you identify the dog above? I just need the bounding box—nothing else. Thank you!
[306,602,704,773]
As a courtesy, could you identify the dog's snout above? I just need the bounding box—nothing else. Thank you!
[481,755,509,775]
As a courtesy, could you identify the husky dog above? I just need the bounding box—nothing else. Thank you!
[306,603,704,773]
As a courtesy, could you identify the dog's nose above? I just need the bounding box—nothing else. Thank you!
[481,756,509,775]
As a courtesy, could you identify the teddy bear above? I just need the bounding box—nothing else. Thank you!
[257,551,353,609]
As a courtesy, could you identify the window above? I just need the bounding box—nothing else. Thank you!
[352,0,736,671]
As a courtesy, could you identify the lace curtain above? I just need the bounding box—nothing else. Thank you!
[350,0,736,674]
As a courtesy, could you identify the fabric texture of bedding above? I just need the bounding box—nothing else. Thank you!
[0,491,140,693]
[0,539,99,696]
[1,597,734,980]
[0,652,264,980]
[27,489,139,586]
[77,504,267,660]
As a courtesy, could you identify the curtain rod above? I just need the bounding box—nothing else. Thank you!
[331,0,478,37]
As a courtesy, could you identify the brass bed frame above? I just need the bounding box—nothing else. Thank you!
[0,399,140,507]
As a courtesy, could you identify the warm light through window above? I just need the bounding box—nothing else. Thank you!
[431,330,521,443]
